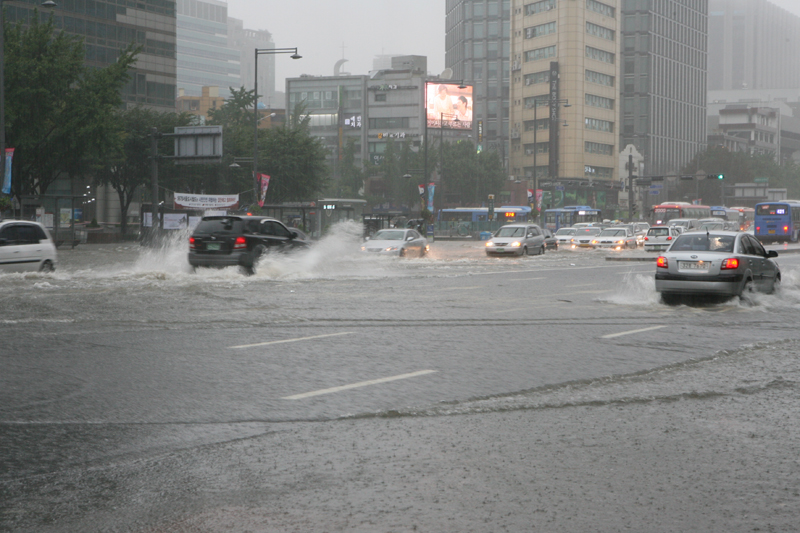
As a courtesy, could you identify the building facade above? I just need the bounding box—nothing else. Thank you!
[620,0,708,177]
[445,0,511,166]
[176,0,240,97]
[228,19,277,106]
[709,0,800,91]
[509,0,621,215]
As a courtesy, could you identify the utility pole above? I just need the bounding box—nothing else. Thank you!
[627,154,634,221]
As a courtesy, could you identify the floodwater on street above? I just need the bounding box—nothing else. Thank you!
[2,222,800,532]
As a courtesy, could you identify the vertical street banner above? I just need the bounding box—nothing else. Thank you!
[527,189,534,207]
[2,148,14,195]
[536,189,544,212]
[427,182,435,212]
[548,61,560,179]
[258,174,270,207]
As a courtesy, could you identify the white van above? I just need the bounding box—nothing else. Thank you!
[0,220,57,273]
[667,218,700,232]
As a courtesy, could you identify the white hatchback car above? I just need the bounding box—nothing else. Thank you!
[0,220,57,273]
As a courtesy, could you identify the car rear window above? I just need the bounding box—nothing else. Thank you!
[671,234,735,252]
[194,218,244,234]
[648,228,669,236]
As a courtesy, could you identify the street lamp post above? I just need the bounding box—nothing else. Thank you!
[531,98,569,218]
[438,112,459,210]
[1,0,57,197]
[253,47,300,198]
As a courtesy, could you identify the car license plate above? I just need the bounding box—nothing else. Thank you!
[768,230,776,234]
[206,242,221,251]
[679,261,708,270]
[495,247,504,252]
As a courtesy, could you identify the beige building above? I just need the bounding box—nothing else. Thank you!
[510,0,620,195]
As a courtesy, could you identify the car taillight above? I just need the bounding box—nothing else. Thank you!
[667,236,672,240]
[756,226,760,232]
[189,236,195,250]
[721,258,739,270]
[784,226,789,233]
[234,236,247,250]
[645,236,649,241]
[656,256,668,268]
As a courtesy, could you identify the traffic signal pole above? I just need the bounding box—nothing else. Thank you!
[628,154,634,221]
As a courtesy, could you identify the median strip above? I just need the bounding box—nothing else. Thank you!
[282,370,438,400]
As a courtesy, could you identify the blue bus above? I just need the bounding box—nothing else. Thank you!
[543,206,602,231]
[437,206,532,236]
[754,200,800,243]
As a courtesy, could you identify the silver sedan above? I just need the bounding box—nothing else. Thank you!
[361,228,429,257]
[655,231,780,304]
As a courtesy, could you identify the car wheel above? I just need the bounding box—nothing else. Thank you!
[420,246,428,258]
[770,275,781,294]
[399,248,407,258]
[739,279,755,303]
[39,260,55,273]
[660,293,681,306]
[521,246,528,256]
[540,244,545,255]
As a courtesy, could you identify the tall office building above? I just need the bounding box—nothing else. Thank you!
[509,0,620,206]
[620,0,708,177]
[176,0,240,97]
[228,19,277,106]
[445,0,511,165]
[6,0,177,111]
[709,0,800,91]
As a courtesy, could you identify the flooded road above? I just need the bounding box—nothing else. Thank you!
[3,223,800,531]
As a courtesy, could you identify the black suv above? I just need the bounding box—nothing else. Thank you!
[188,215,308,274]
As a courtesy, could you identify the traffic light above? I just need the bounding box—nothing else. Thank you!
[708,173,725,180]
[717,174,724,180]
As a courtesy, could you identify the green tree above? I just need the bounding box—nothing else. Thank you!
[257,103,329,204]
[337,137,364,197]
[4,13,139,197]
[93,107,194,236]
[440,141,506,206]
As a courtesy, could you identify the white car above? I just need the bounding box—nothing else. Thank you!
[553,227,577,246]
[0,220,57,273]
[361,228,429,257]
[591,227,638,249]
[485,224,546,256]
[643,225,683,252]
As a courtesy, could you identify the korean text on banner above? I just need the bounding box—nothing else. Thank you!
[536,189,543,211]
[2,148,14,195]
[173,193,239,209]
[427,182,435,212]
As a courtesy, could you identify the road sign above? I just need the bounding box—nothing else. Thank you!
[754,177,769,183]
[649,189,661,195]
[650,183,663,189]
[555,185,565,191]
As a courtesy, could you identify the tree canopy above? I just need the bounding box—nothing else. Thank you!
[3,13,139,197]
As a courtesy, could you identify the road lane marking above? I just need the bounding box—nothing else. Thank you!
[229,332,354,350]
[601,325,666,339]
[282,370,438,400]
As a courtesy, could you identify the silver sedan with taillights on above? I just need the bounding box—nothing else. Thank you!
[655,231,780,304]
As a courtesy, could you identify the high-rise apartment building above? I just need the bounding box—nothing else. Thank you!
[510,0,620,204]
[709,0,800,91]
[620,0,708,176]
[176,0,240,97]
[445,0,511,165]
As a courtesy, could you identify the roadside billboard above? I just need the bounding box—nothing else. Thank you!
[425,82,473,130]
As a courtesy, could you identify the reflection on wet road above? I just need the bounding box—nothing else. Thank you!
[3,223,800,531]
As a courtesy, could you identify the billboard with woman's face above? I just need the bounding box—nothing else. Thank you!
[425,82,473,130]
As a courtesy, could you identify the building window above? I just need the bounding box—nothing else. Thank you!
[524,71,550,86]
[525,21,556,39]
[585,118,614,132]
[524,96,548,108]
[587,0,615,18]
[524,0,556,16]
[369,117,410,129]
[586,46,614,64]
[524,142,549,155]
[585,166,613,179]
[585,93,614,109]
[524,119,549,131]
[586,22,615,41]
[585,70,614,87]
[585,142,614,155]
[375,93,387,102]
[524,45,556,62]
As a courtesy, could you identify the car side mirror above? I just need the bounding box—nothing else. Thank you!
[289,231,298,239]
[767,250,778,258]
[527,233,533,238]
[365,236,370,241]
[406,236,414,241]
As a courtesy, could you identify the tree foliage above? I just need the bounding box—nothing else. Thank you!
[4,13,139,197]
[93,107,194,235]
[440,141,506,206]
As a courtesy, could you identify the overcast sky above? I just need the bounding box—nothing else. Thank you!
[226,0,447,89]
[226,0,800,93]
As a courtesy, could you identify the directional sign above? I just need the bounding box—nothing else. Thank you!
[650,183,663,189]
[649,189,661,195]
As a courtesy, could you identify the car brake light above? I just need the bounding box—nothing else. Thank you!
[784,226,789,233]
[656,256,668,268]
[756,226,760,232]
[667,236,672,240]
[189,236,195,250]
[234,236,247,250]
[645,236,649,241]
[721,258,739,270]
